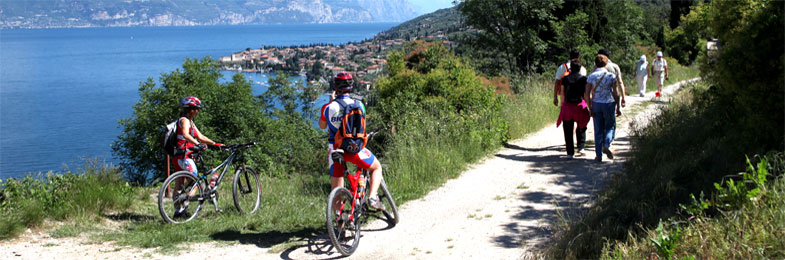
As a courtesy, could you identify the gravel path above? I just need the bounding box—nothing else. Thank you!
[1,79,699,260]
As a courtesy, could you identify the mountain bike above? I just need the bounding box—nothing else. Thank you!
[325,130,399,256]
[157,142,261,224]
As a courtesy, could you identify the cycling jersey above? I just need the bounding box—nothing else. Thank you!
[323,95,375,177]
[173,117,200,175]
[322,95,366,144]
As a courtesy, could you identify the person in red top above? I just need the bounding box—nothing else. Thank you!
[172,96,223,217]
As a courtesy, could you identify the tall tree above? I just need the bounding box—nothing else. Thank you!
[458,0,561,75]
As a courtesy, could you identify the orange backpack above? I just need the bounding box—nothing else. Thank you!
[333,99,368,154]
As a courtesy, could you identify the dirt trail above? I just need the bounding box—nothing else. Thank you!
[1,79,699,260]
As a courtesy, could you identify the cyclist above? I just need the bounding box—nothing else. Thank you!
[172,96,223,217]
[319,72,385,210]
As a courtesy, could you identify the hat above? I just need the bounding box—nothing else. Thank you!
[569,49,580,59]
[598,48,611,58]
[656,51,663,57]
[640,55,647,62]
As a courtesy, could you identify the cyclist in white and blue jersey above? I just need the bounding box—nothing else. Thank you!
[319,72,385,210]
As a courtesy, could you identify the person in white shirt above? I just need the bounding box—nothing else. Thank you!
[636,55,649,97]
[650,51,669,96]
[553,49,587,106]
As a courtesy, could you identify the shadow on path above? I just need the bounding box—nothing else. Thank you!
[492,136,627,249]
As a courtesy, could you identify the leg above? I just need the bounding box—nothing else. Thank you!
[636,76,644,96]
[344,148,381,198]
[641,75,648,95]
[563,120,575,156]
[602,103,617,149]
[609,102,617,144]
[576,126,587,153]
[328,143,345,190]
[592,103,605,160]
[367,160,382,198]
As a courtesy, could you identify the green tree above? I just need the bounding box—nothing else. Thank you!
[704,0,784,149]
[112,58,270,184]
[665,2,711,65]
[458,0,560,75]
[112,58,324,184]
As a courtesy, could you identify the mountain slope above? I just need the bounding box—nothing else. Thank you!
[0,0,418,29]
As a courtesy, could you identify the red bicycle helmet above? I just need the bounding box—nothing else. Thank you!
[333,72,354,92]
[180,96,203,109]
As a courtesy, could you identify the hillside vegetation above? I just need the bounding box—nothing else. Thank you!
[545,0,784,258]
[1,1,782,259]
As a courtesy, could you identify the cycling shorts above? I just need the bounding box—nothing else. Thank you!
[328,143,376,178]
[172,156,198,176]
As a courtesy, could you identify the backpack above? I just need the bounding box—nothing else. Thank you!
[562,74,587,104]
[161,118,184,157]
[333,99,368,154]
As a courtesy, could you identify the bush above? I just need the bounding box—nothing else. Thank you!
[112,58,323,185]
[0,161,134,239]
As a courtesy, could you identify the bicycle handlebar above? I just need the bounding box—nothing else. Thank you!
[189,142,257,152]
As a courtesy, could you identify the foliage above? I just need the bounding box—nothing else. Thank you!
[543,1,784,257]
[714,155,769,209]
[650,219,683,259]
[664,2,711,65]
[601,152,785,259]
[702,0,785,150]
[457,0,646,76]
[112,57,323,185]
[458,0,560,75]
[0,161,134,239]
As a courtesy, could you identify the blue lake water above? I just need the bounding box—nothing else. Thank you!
[0,23,396,179]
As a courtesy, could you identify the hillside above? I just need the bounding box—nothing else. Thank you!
[373,7,466,41]
[0,0,418,29]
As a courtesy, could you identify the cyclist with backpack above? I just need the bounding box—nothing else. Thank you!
[319,72,385,210]
[171,96,223,217]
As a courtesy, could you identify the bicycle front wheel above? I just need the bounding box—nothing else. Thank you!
[326,187,360,256]
[232,165,262,214]
[158,171,204,224]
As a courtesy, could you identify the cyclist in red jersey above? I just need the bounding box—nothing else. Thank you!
[172,96,223,217]
[319,73,385,210]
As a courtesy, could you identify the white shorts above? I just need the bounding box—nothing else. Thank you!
[654,71,665,86]
[175,158,198,176]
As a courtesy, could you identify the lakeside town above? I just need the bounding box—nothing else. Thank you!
[219,32,457,88]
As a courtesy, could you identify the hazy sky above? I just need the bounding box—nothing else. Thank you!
[409,0,456,14]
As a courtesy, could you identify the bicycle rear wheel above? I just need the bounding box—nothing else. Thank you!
[377,178,399,226]
[158,171,204,224]
[232,166,261,214]
[326,187,361,256]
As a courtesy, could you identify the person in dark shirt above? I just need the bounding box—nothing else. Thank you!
[556,61,590,158]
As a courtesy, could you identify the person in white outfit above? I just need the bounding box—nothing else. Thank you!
[635,55,649,97]
[650,51,669,96]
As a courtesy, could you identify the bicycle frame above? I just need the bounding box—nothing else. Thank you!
[201,150,243,192]
[341,165,368,223]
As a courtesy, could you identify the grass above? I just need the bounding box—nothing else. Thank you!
[503,77,560,140]
[601,154,785,259]
[0,73,558,252]
[543,74,783,258]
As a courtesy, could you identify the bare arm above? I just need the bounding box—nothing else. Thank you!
[665,65,669,79]
[318,117,328,129]
[553,80,561,106]
[179,118,200,145]
[584,82,593,112]
[194,127,217,146]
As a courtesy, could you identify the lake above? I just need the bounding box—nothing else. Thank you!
[0,23,397,179]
